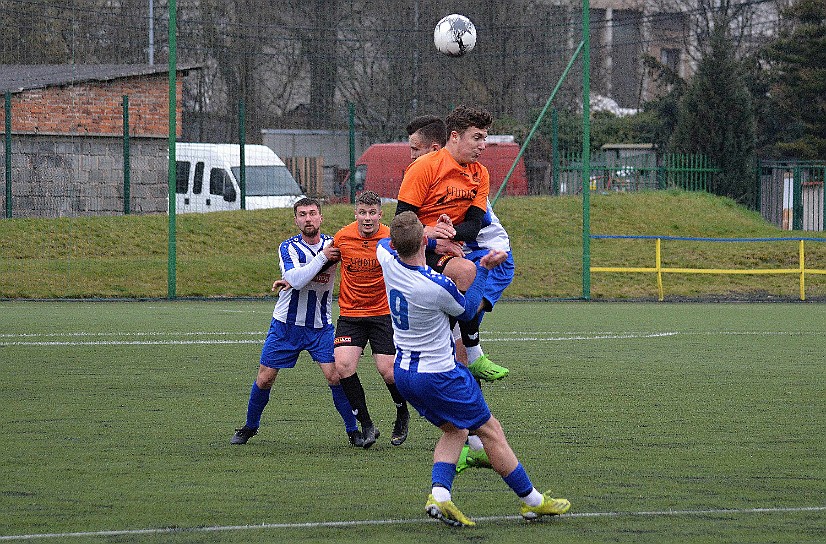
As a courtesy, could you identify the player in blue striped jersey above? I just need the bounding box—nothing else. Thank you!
[231,197,361,446]
[377,211,570,526]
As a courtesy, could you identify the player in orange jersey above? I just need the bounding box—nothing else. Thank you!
[333,191,410,448]
[397,105,509,383]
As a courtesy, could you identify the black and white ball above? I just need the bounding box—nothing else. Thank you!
[433,14,477,57]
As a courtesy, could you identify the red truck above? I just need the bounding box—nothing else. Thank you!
[344,139,529,200]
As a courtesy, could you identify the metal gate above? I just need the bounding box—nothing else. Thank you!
[760,161,826,231]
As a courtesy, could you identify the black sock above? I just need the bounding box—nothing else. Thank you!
[385,382,408,413]
[459,314,481,348]
[339,373,372,426]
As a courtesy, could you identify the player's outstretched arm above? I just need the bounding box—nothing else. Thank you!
[479,249,507,270]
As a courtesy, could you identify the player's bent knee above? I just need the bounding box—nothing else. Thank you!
[445,258,476,291]
[476,415,506,441]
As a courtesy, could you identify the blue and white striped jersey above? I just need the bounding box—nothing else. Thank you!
[463,199,511,253]
[377,238,487,373]
[272,233,337,328]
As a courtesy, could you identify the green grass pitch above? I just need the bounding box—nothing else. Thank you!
[1,300,824,543]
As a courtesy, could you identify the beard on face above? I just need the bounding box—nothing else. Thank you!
[301,223,319,237]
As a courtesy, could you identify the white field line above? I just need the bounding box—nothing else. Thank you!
[3,329,818,347]
[0,331,262,346]
[0,506,823,541]
[0,339,264,346]
[1,332,677,346]
[0,331,262,337]
[486,332,679,341]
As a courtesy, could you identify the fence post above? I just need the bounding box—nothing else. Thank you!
[122,95,131,215]
[799,239,806,301]
[656,238,664,301]
[552,108,559,195]
[5,91,11,219]
[822,165,826,231]
[581,0,591,300]
[657,155,665,190]
[690,154,695,190]
[349,102,356,204]
[793,165,803,230]
[755,157,761,213]
[239,99,246,210]
[167,0,178,300]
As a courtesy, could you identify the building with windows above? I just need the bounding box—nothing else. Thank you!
[588,0,783,108]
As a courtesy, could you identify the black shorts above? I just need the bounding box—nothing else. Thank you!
[334,314,396,355]
[425,250,456,273]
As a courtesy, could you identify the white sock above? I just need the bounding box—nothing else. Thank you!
[466,345,483,362]
[431,486,451,502]
[522,488,544,507]
[467,435,484,451]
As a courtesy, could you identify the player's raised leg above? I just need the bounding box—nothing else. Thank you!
[442,257,508,381]
[456,433,492,473]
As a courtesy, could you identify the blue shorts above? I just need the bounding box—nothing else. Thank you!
[465,249,515,316]
[259,318,335,368]
[394,362,491,430]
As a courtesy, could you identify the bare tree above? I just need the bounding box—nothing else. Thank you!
[649,0,787,65]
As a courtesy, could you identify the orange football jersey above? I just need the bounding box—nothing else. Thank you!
[333,221,391,317]
[397,147,490,227]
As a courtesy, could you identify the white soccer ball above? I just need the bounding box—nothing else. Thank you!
[433,14,477,57]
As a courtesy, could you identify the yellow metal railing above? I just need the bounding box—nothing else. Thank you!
[591,236,826,301]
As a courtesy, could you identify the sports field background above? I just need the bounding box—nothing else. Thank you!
[4,192,826,300]
[1,300,823,543]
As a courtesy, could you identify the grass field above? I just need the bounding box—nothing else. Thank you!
[3,192,826,300]
[1,300,824,543]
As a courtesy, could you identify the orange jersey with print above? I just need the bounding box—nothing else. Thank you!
[334,221,391,317]
[397,147,490,227]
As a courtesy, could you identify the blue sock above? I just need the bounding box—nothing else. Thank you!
[330,384,359,433]
[503,463,534,498]
[244,381,270,429]
[431,461,457,491]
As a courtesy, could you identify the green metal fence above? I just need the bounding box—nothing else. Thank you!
[554,150,719,195]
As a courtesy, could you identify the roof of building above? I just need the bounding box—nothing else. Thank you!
[0,64,200,93]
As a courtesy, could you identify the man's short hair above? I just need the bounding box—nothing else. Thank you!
[355,190,381,208]
[406,115,447,147]
[445,105,493,136]
[390,211,423,259]
[293,196,321,215]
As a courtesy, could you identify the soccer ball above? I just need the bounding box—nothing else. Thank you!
[433,14,477,57]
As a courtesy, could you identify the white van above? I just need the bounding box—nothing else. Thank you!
[174,143,304,213]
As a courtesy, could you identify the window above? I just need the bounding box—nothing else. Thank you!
[175,161,190,194]
[193,162,204,194]
[661,48,680,73]
[232,165,303,197]
[210,168,236,202]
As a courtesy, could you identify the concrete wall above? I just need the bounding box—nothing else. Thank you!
[1,134,168,218]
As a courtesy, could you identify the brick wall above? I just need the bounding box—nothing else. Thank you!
[0,73,182,138]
